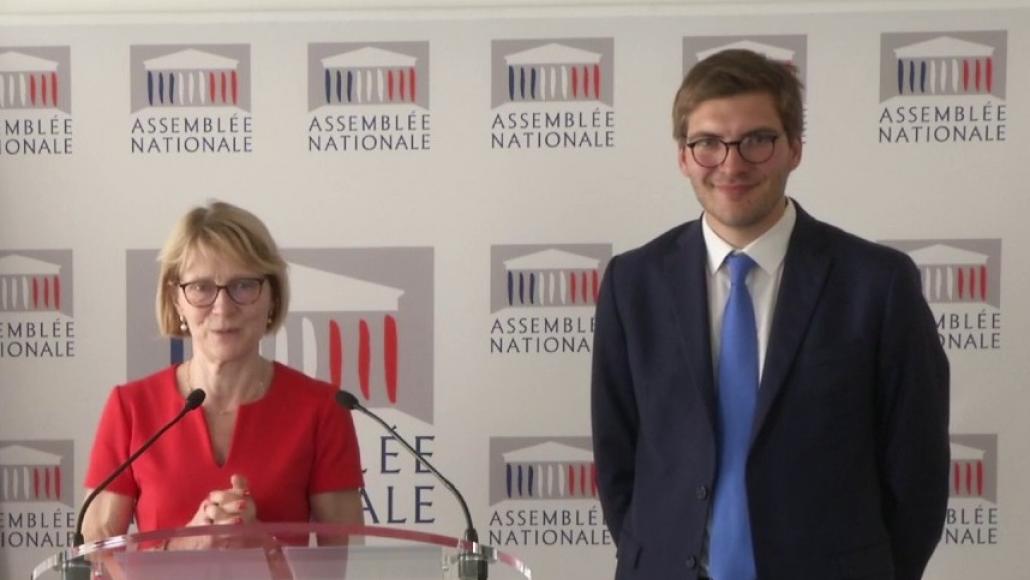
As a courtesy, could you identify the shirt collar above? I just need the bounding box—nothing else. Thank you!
[702,198,797,275]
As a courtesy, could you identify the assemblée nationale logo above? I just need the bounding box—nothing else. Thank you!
[129,44,253,154]
[878,31,1007,144]
[487,436,610,548]
[0,251,75,359]
[0,47,72,156]
[0,440,76,549]
[489,244,610,354]
[125,247,435,423]
[307,42,431,153]
[879,239,1001,351]
[490,38,615,150]
[944,434,999,546]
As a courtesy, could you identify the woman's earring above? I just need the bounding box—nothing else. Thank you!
[179,316,188,332]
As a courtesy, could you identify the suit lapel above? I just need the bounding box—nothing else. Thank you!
[661,220,717,429]
[752,205,832,442]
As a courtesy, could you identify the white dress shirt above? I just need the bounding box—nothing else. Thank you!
[703,198,797,380]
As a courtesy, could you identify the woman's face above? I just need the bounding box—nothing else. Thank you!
[174,248,274,366]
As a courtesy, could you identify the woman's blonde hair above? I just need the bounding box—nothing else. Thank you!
[155,201,289,337]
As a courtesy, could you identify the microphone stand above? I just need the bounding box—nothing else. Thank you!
[336,391,488,580]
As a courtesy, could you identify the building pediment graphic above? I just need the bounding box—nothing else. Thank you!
[894,36,995,59]
[0,254,61,275]
[908,244,988,266]
[0,444,62,466]
[951,442,986,461]
[144,49,238,71]
[0,51,59,72]
[504,249,599,270]
[505,43,602,65]
[289,263,404,312]
[697,40,795,62]
[503,442,594,463]
[322,47,416,68]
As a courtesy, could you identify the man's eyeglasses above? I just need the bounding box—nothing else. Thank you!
[684,133,781,168]
[178,277,266,307]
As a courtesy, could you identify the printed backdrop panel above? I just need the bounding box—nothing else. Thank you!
[1,4,1028,579]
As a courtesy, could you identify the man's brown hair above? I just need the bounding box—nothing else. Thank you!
[672,49,804,145]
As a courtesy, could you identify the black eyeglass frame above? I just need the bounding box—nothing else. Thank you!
[683,132,782,168]
[177,277,268,307]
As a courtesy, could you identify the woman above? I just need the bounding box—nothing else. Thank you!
[82,201,364,546]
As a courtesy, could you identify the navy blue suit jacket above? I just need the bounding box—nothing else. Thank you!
[591,204,949,580]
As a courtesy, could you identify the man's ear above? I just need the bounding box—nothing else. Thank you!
[676,143,692,177]
[788,137,803,169]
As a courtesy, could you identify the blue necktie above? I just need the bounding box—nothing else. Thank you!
[710,252,758,580]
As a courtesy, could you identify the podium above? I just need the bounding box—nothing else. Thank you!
[32,523,532,580]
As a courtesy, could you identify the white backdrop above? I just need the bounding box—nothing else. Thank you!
[1,3,1027,578]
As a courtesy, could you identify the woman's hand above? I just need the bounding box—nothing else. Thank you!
[169,474,257,550]
[188,474,257,526]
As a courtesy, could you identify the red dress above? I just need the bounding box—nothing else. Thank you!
[85,363,364,532]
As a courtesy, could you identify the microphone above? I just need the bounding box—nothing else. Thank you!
[73,389,206,546]
[336,391,488,580]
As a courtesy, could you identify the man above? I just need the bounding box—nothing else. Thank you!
[591,49,949,580]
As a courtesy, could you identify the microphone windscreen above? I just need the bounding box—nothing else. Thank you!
[184,388,207,411]
[335,390,360,410]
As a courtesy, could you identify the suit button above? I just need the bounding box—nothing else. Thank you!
[696,485,709,500]
[685,555,697,569]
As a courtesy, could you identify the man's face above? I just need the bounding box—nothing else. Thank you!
[677,91,802,246]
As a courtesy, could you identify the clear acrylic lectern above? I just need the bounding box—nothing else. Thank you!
[32,523,531,580]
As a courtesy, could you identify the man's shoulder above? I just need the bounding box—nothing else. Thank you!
[614,219,699,267]
[803,214,915,273]
[796,210,926,300]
